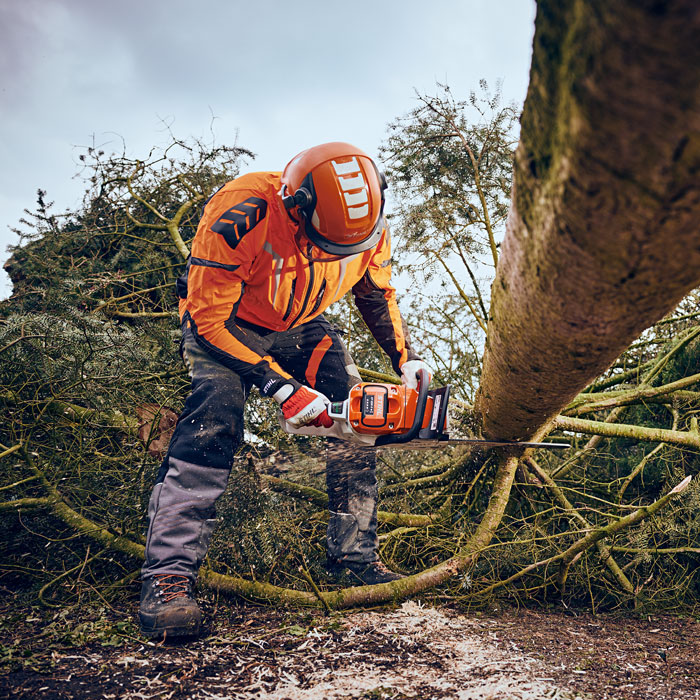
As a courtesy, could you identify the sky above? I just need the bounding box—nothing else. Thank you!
[0,0,537,300]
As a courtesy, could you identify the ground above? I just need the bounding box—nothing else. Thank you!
[2,596,700,700]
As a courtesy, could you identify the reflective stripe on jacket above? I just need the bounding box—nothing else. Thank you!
[178,171,419,394]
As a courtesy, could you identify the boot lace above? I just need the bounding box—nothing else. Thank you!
[154,574,191,603]
[369,561,393,574]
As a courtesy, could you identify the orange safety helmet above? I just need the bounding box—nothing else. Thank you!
[280,142,387,256]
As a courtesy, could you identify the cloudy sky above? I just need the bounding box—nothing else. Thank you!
[0,0,537,299]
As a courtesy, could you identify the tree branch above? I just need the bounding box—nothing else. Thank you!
[426,248,487,333]
[554,415,700,449]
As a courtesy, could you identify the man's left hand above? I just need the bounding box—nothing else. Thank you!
[400,360,432,390]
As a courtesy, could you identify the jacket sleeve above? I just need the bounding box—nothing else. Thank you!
[181,186,295,397]
[351,226,421,375]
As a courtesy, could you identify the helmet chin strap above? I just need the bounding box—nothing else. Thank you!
[280,186,335,259]
[293,228,348,263]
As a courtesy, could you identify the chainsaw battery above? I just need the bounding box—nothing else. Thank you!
[344,382,449,436]
[351,384,405,431]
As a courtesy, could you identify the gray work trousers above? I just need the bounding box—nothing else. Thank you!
[142,316,379,581]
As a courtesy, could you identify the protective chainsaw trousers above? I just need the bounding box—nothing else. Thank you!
[141,315,379,581]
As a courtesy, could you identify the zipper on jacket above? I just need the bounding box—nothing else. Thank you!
[282,277,297,321]
[288,249,315,328]
[308,278,327,316]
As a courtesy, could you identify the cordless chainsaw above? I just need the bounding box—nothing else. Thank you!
[280,370,569,450]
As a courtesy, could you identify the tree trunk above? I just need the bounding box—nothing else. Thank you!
[475,0,700,440]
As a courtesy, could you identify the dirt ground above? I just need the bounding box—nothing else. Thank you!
[2,598,700,700]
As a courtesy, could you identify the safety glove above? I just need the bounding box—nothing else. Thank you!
[399,359,433,390]
[273,383,333,428]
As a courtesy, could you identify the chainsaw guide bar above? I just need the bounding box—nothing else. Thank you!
[374,437,571,450]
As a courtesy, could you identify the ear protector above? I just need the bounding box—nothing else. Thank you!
[282,186,313,211]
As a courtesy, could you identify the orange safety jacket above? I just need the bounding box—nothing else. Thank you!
[177,171,419,397]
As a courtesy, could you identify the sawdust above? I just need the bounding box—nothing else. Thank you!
[242,601,579,700]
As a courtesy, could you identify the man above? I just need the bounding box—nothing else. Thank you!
[139,142,431,639]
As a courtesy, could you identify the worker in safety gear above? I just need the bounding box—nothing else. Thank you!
[139,142,432,639]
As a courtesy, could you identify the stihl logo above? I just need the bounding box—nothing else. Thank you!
[331,157,369,220]
[375,394,384,418]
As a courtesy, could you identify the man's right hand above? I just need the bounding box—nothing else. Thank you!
[273,384,333,428]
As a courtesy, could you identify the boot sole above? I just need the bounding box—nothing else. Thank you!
[326,563,405,586]
[139,610,201,639]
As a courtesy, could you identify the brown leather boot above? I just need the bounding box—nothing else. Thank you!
[327,558,405,585]
[139,574,201,639]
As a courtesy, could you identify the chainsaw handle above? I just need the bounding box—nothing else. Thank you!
[375,368,430,447]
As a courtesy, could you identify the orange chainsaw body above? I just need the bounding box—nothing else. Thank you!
[345,382,440,435]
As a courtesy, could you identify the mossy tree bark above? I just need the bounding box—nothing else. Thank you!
[475,0,700,441]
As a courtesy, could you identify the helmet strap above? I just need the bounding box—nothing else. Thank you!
[293,228,348,263]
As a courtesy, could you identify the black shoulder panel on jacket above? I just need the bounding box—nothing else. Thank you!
[210,196,268,249]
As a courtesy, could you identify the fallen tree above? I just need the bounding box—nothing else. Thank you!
[476,0,700,441]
